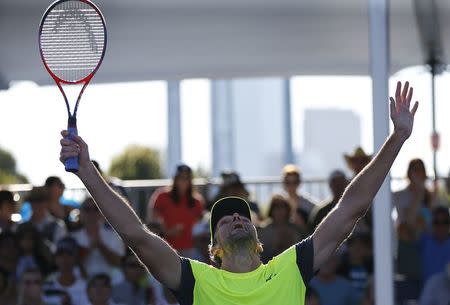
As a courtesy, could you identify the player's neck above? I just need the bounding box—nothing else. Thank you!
[221,250,261,273]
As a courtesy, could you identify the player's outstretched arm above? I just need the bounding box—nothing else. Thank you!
[312,81,419,271]
[59,132,181,290]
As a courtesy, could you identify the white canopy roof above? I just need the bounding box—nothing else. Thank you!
[0,0,449,88]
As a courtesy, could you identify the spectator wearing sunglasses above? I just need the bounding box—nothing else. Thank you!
[112,250,153,305]
[281,164,317,230]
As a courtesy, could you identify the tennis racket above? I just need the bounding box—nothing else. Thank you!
[39,0,107,172]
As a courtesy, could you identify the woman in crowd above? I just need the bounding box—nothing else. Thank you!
[147,164,204,258]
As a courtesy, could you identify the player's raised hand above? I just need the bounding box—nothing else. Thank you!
[59,131,91,173]
[389,81,419,140]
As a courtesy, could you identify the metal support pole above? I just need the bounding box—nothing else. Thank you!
[430,63,438,181]
[211,80,234,177]
[283,78,294,164]
[369,1,394,305]
[167,81,182,178]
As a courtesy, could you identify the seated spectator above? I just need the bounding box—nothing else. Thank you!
[419,262,450,305]
[92,160,129,200]
[71,198,125,278]
[310,255,358,305]
[258,195,306,263]
[16,267,53,305]
[0,190,18,232]
[147,164,204,258]
[44,176,68,220]
[15,222,54,279]
[161,287,179,305]
[360,277,374,305]
[344,147,372,177]
[0,267,15,305]
[87,273,125,305]
[305,286,321,305]
[191,215,212,264]
[210,171,261,220]
[337,233,373,303]
[24,187,67,244]
[20,177,79,225]
[420,206,450,283]
[393,159,435,233]
[436,169,450,208]
[344,147,373,231]
[281,164,317,229]
[44,237,89,305]
[112,250,147,305]
[309,170,349,231]
[0,231,20,281]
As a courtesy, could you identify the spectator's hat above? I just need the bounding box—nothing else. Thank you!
[174,163,192,176]
[344,147,372,167]
[210,196,251,245]
[220,171,243,187]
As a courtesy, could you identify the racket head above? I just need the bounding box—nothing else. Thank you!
[38,0,107,84]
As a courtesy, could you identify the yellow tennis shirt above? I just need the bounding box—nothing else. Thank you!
[173,237,314,305]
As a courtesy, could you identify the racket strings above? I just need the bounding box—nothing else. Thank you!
[40,0,105,82]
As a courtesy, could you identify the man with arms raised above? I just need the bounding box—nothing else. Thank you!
[59,81,418,305]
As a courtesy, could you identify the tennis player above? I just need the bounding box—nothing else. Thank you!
[59,81,418,305]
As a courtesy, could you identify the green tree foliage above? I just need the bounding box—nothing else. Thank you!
[0,147,28,184]
[108,145,162,180]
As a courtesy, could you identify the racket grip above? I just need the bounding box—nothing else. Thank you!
[64,126,79,173]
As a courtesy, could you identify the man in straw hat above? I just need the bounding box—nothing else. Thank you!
[344,147,372,177]
[59,81,418,305]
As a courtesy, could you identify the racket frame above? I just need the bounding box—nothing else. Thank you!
[38,0,107,171]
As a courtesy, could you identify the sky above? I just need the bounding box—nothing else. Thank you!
[1,72,449,191]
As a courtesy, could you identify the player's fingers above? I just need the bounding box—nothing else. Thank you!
[60,138,76,146]
[61,130,69,137]
[406,87,413,107]
[60,152,78,161]
[389,98,396,115]
[73,135,87,148]
[395,81,401,100]
[411,101,419,116]
[61,146,80,154]
[401,81,409,100]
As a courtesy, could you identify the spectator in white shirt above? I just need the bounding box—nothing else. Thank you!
[71,198,125,278]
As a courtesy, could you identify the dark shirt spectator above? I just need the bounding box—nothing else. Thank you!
[24,187,67,244]
[15,223,54,279]
[309,170,349,231]
[258,195,306,263]
[420,206,450,283]
[87,273,125,305]
[337,233,373,303]
[310,255,358,305]
[0,190,17,232]
[210,171,261,220]
[112,250,147,305]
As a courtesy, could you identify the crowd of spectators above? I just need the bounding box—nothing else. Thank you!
[0,147,449,305]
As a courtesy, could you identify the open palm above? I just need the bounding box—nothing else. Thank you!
[390,81,419,139]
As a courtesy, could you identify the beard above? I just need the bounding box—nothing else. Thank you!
[224,228,257,252]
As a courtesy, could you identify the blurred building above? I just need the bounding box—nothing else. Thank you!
[299,108,361,177]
